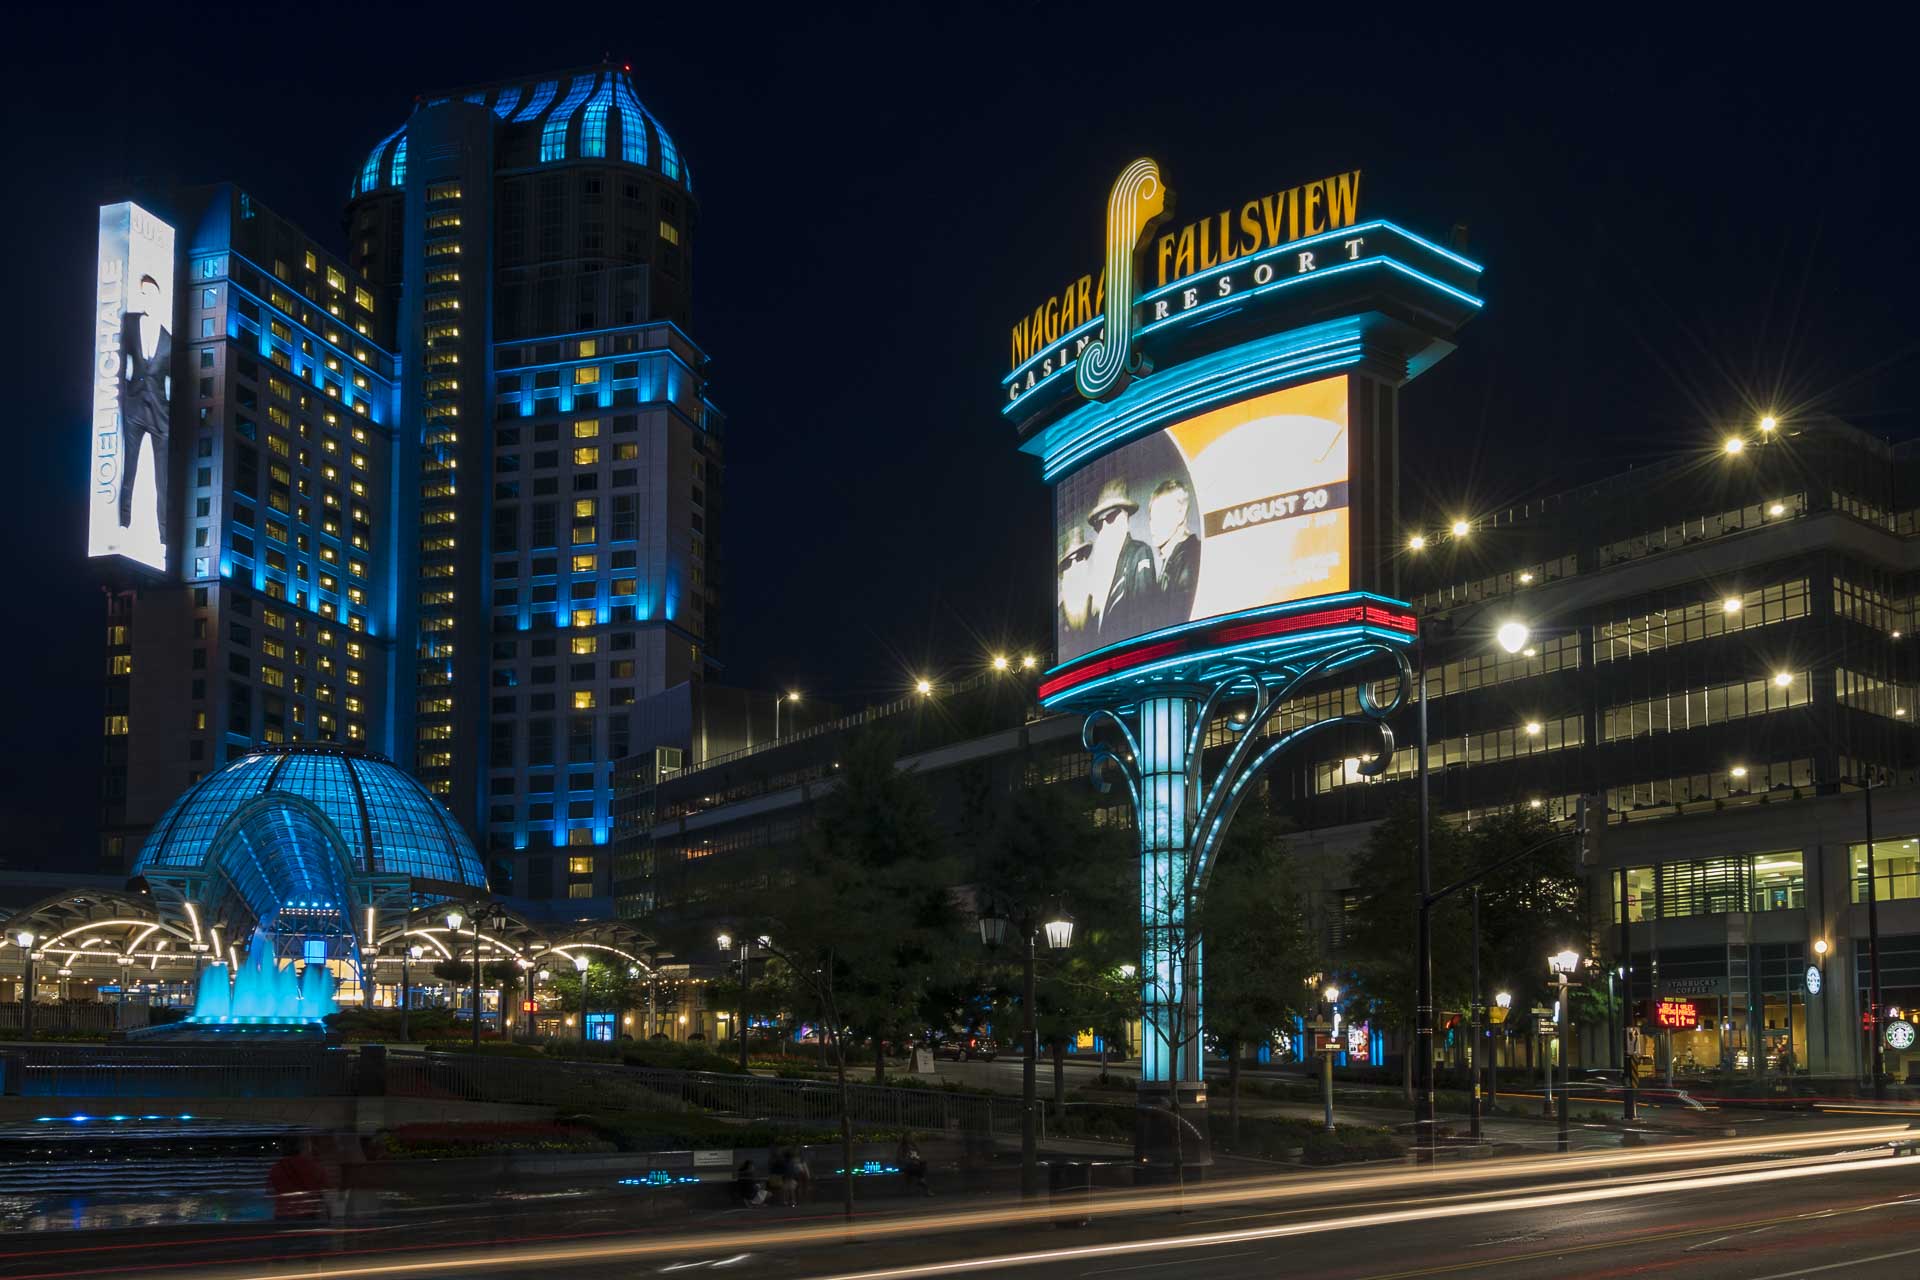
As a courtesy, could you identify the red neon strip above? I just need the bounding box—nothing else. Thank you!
[1039,604,1417,700]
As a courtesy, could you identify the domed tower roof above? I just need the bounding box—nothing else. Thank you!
[350,65,690,201]
[133,744,485,889]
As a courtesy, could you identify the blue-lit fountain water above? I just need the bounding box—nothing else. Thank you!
[188,929,339,1025]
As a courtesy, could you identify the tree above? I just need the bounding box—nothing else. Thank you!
[543,960,632,1018]
[1198,808,1318,1141]
[738,728,966,1222]
[1342,801,1473,1099]
[978,782,1136,1116]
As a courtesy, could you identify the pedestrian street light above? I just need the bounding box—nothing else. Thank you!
[444,909,464,933]
[1043,912,1075,950]
[1548,950,1581,977]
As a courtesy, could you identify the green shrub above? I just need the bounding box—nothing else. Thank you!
[1300,1127,1405,1165]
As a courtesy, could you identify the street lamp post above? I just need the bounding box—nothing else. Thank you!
[980,902,1074,1199]
[1414,634,1435,1162]
[775,691,800,738]
[1493,992,1511,1105]
[14,931,35,1040]
[1864,779,1887,1099]
[1617,863,1637,1121]
[1470,887,1483,1142]
[719,933,749,1072]
[402,943,422,1043]
[574,952,590,1045]
[1549,949,1581,1153]
[1323,985,1340,1131]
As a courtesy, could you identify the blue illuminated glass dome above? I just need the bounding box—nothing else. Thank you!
[352,65,689,200]
[133,745,486,908]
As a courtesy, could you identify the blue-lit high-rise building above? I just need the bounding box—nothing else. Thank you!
[96,64,721,908]
[344,64,721,902]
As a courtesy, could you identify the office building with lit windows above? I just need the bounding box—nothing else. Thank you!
[94,64,716,911]
[614,417,1920,1080]
[100,184,400,871]
[343,64,719,902]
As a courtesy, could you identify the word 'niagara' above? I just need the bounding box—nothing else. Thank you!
[1009,169,1362,373]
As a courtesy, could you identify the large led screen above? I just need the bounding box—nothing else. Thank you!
[1054,377,1349,664]
[88,201,176,572]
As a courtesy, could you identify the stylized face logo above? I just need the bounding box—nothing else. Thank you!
[1075,158,1169,403]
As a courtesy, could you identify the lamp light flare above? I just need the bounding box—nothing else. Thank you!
[992,655,1009,671]
[1524,721,1542,736]
[1724,436,1745,454]
[1815,938,1830,956]
[1450,519,1470,537]
[1407,534,1426,551]
[1769,502,1786,516]
[915,678,933,695]
[1774,672,1793,687]
[1760,415,1778,432]
[1723,597,1743,613]
[1495,621,1530,654]
[1731,765,1749,779]
[1020,654,1037,670]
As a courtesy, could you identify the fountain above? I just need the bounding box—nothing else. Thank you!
[185,928,341,1027]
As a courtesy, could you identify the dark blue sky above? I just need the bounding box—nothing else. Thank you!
[3,5,1914,861]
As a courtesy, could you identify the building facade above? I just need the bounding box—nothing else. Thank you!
[101,185,401,871]
[343,64,722,903]
[614,418,1920,1080]
[96,64,721,913]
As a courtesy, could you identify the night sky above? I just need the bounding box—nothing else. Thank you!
[2,7,1914,865]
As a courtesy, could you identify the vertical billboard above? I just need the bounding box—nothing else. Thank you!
[1054,376,1349,664]
[89,201,175,572]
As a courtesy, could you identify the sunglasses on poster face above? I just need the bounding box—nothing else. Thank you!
[1096,510,1128,528]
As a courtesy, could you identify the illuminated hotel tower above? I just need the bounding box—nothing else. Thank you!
[98,184,402,871]
[345,64,722,901]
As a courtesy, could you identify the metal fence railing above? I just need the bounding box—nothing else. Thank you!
[3,1043,350,1099]
[384,1051,1024,1135]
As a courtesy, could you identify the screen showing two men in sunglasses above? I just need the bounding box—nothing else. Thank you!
[1054,377,1350,664]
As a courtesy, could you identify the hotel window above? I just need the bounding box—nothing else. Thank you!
[110,654,132,675]
[573,366,600,385]
[573,446,600,466]
[568,856,594,874]
[658,220,680,245]
[1603,672,1811,741]
[570,553,597,574]
[571,608,596,628]
[571,636,598,655]
[573,690,596,710]
[573,419,600,438]
[326,267,346,291]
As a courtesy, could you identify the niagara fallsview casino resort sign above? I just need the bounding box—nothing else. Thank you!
[1006,168,1364,406]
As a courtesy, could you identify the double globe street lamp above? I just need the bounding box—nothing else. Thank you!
[978,902,1074,1200]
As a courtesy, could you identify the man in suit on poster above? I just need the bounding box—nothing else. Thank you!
[118,273,172,548]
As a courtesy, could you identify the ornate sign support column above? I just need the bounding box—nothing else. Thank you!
[998,154,1481,1178]
[1081,636,1411,1174]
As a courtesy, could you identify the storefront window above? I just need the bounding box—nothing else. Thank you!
[1852,837,1920,903]
[1750,853,1804,912]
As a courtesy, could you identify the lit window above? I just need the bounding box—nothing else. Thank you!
[574,499,597,518]
[573,366,600,385]
[570,554,597,574]
[110,654,132,675]
[104,715,129,736]
[571,608,596,628]
[303,250,318,272]
[573,419,600,438]
[326,267,346,291]
[568,856,594,874]
[571,636,598,655]
[659,220,680,245]
[574,446,599,466]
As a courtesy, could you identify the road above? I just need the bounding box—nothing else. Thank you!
[5,1122,1918,1279]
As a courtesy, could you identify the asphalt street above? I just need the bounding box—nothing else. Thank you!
[5,1121,1916,1280]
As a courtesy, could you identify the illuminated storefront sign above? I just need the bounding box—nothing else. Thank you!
[1888,1020,1916,1051]
[1009,163,1364,403]
[1653,997,1701,1029]
[1805,965,1822,996]
[88,201,176,573]
[1053,376,1350,665]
